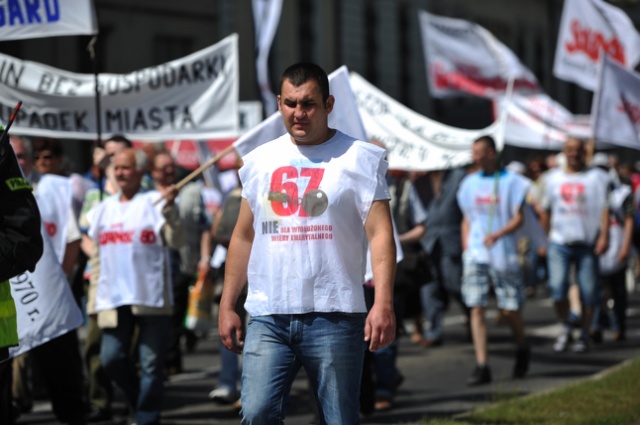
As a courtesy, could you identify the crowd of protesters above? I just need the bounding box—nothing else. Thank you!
[6,70,640,424]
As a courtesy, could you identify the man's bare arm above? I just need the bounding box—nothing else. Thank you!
[365,199,396,352]
[218,198,254,354]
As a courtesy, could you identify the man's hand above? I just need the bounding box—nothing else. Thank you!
[93,147,109,170]
[161,184,179,206]
[218,307,244,354]
[594,235,608,256]
[364,303,395,351]
[483,232,500,248]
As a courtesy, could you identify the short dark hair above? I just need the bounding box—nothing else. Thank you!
[104,134,132,148]
[32,137,63,157]
[474,135,496,152]
[279,63,330,103]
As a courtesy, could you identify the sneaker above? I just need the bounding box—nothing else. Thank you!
[467,364,492,386]
[208,387,240,404]
[513,346,530,378]
[553,332,573,352]
[571,336,589,353]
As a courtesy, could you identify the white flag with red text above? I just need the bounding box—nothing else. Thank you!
[554,0,640,91]
[418,10,539,98]
[592,55,640,149]
[493,93,593,150]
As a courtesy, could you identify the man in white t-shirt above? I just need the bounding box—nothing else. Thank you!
[218,63,396,424]
[86,148,183,425]
[457,136,531,386]
[540,138,610,354]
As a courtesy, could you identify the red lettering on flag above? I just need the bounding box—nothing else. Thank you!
[565,20,626,65]
[618,96,640,125]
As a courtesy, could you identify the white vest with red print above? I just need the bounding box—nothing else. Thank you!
[87,191,168,311]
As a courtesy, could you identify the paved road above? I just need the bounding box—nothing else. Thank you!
[17,286,640,424]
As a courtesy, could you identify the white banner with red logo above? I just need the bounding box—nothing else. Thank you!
[0,34,239,140]
[350,72,502,171]
[233,66,367,157]
[592,55,640,149]
[553,0,640,91]
[252,0,283,115]
[418,10,539,98]
[9,223,84,358]
[0,0,97,41]
[493,93,593,151]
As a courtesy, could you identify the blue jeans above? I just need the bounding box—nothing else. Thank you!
[547,243,598,306]
[240,313,367,425]
[218,343,240,392]
[100,307,171,425]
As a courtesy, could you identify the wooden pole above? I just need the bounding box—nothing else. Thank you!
[153,144,236,205]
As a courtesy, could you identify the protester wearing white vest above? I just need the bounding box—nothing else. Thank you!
[86,148,183,425]
[540,138,610,354]
[457,135,531,386]
[218,63,396,425]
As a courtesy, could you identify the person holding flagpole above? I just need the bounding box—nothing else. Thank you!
[86,148,183,425]
[218,62,396,424]
[457,135,531,386]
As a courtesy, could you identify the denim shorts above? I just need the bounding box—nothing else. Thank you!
[462,258,525,311]
[547,242,598,306]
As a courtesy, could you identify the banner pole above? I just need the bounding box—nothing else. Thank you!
[153,144,236,205]
[88,36,104,199]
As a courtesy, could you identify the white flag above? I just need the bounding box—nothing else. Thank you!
[494,93,592,150]
[592,55,640,149]
[350,72,503,171]
[418,10,539,98]
[0,34,239,140]
[233,66,367,157]
[9,224,84,358]
[0,0,97,41]
[252,0,283,115]
[553,0,640,91]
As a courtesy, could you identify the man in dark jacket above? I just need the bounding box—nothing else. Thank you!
[0,134,44,424]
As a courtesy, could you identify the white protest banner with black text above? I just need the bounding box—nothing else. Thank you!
[0,34,239,140]
[9,224,84,358]
[418,10,539,98]
[350,72,502,171]
[0,0,97,41]
[554,0,640,91]
[592,55,640,149]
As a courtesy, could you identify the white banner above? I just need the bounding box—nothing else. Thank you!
[553,0,640,91]
[494,93,592,151]
[252,0,283,115]
[0,34,239,140]
[0,0,97,41]
[9,223,84,358]
[592,55,640,150]
[234,65,367,157]
[350,72,502,171]
[418,10,539,98]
